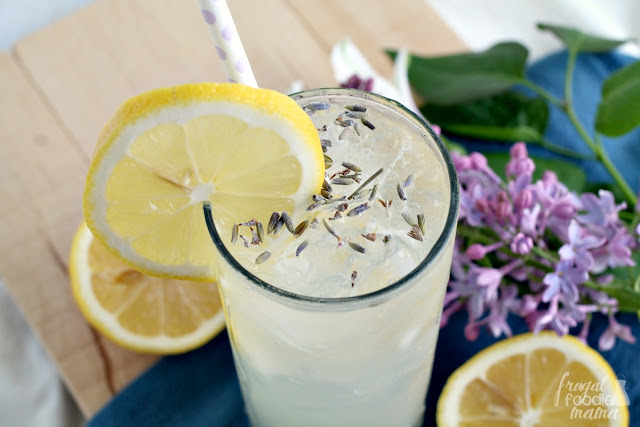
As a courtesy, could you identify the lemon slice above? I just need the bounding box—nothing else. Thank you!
[83,83,324,281]
[70,222,225,354]
[437,332,629,426]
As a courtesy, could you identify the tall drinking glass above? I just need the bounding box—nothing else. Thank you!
[204,88,459,426]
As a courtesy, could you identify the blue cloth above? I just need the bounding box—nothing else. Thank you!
[89,52,640,427]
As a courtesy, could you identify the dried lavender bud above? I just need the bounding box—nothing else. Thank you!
[408,226,423,241]
[320,189,334,199]
[341,161,362,172]
[267,212,280,234]
[273,216,284,235]
[397,183,407,201]
[339,126,352,140]
[361,117,375,130]
[231,224,238,244]
[255,251,271,264]
[347,203,370,217]
[345,111,366,119]
[417,214,426,235]
[345,105,366,112]
[402,212,418,227]
[256,222,264,243]
[250,228,260,245]
[348,242,366,254]
[307,201,323,211]
[369,184,378,201]
[323,218,340,240]
[296,240,309,257]
[281,211,295,233]
[294,220,309,237]
[305,102,329,111]
[403,174,415,188]
[331,177,355,185]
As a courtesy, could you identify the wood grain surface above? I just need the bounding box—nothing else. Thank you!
[0,0,464,417]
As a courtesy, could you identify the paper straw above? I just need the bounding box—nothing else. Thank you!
[197,0,258,87]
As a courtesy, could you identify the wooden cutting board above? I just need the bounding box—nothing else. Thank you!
[0,0,465,417]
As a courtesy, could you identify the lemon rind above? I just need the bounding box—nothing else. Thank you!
[436,331,629,426]
[70,222,226,354]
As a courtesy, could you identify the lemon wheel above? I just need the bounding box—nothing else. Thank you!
[70,223,225,354]
[83,83,324,281]
[437,332,629,426]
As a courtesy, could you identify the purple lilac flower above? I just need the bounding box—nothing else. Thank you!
[542,259,588,303]
[510,232,533,254]
[591,227,636,273]
[599,315,636,351]
[438,142,636,350]
[558,220,604,270]
[340,75,374,91]
[579,190,626,227]
[506,142,535,178]
[465,242,503,260]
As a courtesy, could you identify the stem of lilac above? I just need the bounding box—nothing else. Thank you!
[530,246,559,263]
[535,138,595,160]
[630,212,640,231]
[593,133,637,205]
[519,54,637,206]
[518,79,564,110]
[456,226,494,245]
[564,49,636,205]
[524,258,553,273]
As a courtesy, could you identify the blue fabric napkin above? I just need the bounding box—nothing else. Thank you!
[89,51,640,427]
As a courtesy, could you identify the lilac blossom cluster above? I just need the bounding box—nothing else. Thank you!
[444,142,637,350]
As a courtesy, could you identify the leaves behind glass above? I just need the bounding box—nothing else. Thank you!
[387,42,528,105]
[537,23,632,53]
[484,152,586,192]
[421,91,549,143]
[596,60,640,137]
[598,284,640,312]
[604,252,640,312]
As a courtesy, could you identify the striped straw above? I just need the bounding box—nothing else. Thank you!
[197,0,258,87]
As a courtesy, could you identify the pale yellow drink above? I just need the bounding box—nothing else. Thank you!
[205,88,459,426]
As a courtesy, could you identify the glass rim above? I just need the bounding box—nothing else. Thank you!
[204,88,459,310]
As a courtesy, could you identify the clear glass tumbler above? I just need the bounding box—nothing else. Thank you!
[204,88,459,427]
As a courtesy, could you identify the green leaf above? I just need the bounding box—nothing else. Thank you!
[387,42,528,105]
[441,137,468,155]
[595,60,640,136]
[537,22,632,53]
[590,253,640,312]
[594,283,640,312]
[484,153,586,192]
[420,91,549,142]
[610,251,640,286]
[443,125,541,142]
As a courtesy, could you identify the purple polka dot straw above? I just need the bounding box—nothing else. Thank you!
[197,0,258,87]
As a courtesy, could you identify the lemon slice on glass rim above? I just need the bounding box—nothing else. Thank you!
[83,83,324,281]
